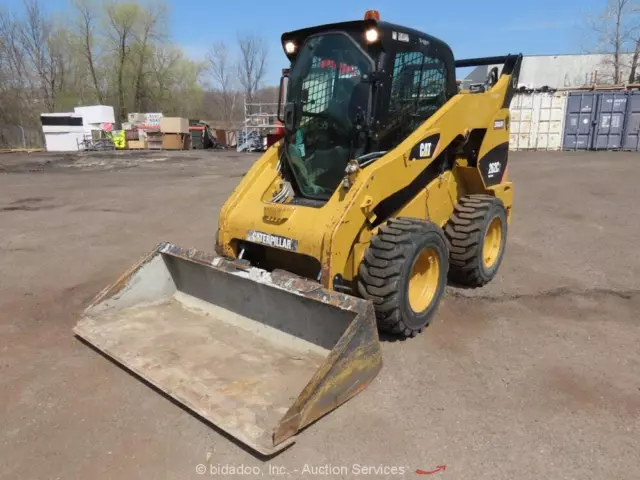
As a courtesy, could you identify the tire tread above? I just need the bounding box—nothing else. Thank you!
[444,195,506,287]
[358,218,447,338]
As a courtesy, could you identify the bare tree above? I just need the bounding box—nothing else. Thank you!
[19,0,66,111]
[0,11,27,90]
[589,0,637,83]
[0,11,29,135]
[151,45,178,91]
[105,2,140,120]
[237,33,268,105]
[628,37,640,82]
[624,4,640,82]
[132,5,166,111]
[73,0,103,103]
[207,41,238,127]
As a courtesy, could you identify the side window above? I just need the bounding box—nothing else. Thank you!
[384,51,447,149]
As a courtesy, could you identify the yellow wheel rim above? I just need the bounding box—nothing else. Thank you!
[408,248,440,313]
[483,216,503,269]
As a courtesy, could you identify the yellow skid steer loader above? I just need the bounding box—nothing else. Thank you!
[74,10,522,455]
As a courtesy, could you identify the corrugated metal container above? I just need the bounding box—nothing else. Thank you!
[509,94,534,150]
[622,91,640,151]
[509,92,567,151]
[563,92,598,150]
[592,92,628,150]
[535,92,567,150]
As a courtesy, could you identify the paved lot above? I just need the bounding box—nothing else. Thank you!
[1,150,639,480]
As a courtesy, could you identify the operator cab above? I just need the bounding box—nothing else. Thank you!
[277,11,457,201]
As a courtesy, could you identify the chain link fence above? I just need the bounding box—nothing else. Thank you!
[0,125,44,149]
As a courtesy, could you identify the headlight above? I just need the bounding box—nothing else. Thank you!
[365,28,379,43]
[284,41,296,54]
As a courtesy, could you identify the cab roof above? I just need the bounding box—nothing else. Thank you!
[281,19,454,59]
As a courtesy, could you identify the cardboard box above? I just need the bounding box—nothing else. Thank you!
[215,129,227,145]
[162,133,187,150]
[128,140,147,150]
[160,117,189,134]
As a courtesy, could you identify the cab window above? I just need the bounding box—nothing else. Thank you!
[382,51,447,149]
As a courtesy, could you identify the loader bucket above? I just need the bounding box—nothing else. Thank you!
[73,243,382,455]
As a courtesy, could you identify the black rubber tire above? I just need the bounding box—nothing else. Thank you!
[357,218,449,338]
[444,195,508,288]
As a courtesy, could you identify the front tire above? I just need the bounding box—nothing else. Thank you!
[357,218,449,338]
[444,195,508,287]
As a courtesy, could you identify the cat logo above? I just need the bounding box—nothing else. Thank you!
[419,142,433,158]
[410,134,441,161]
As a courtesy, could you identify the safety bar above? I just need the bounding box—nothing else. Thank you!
[455,54,523,75]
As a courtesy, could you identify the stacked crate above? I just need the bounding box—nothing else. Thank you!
[160,117,190,150]
[146,131,163,150]
[189,120,205,149]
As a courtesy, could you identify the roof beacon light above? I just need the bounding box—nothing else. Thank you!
[284,41,296,54]
[364,10,380,21]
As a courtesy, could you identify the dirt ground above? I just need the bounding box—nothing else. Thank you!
[1,149,639,480]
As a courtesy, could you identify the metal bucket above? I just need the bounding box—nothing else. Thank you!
[73,243,382,455]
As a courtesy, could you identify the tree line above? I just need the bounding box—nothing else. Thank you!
[0,0,275,147]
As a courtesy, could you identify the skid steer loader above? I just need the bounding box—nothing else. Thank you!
[74,10,522,455]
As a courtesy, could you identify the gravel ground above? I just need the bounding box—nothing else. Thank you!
[0,150,638,480]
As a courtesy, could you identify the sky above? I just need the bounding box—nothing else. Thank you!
[3,0,605,85]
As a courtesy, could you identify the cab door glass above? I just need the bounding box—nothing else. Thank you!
[383,51,447,149]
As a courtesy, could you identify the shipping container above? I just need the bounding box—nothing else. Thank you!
[509,92,567,151]
[509,94,534,150]
[622,91,640,151]
[563,92,598,150]
[592,92,628,150]
[536,92,567,150]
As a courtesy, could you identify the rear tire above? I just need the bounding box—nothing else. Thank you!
[444,195,508,287]
[357,218,449,338]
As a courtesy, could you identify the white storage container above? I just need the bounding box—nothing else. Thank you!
[509,92,567,151]
[41,113,85,151]
[74,105,115,126]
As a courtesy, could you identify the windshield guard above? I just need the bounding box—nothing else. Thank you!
[284,32,373,200]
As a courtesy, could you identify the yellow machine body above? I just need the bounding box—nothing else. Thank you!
[217,72,516,289]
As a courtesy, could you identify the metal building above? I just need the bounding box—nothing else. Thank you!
[462,53,637,90]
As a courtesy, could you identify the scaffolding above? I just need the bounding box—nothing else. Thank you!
[237,99,281,152]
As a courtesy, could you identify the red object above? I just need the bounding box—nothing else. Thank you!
[267,133,284,148]
[320,59,336,69]
[364,9,380,20]
[320,59,357,76]
[416,465,447,475]
[188,126,205,131]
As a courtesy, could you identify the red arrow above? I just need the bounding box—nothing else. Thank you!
[416,465,447,475]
